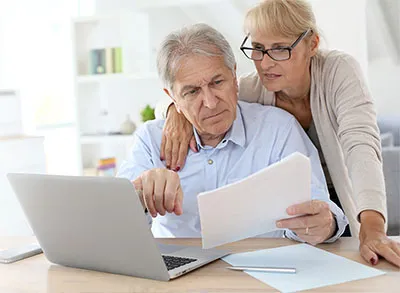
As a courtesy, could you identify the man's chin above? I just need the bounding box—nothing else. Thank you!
[204,123,231,137]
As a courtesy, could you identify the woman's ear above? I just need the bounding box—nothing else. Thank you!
[310,34,320,57]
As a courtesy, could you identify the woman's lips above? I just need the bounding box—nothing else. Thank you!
[264,73,282,80]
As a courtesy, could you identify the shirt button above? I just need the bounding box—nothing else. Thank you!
[208,159,214,165]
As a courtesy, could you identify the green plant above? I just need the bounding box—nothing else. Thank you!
[141,104,155,122]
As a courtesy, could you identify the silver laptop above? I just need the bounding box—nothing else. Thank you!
[7,173,229,281]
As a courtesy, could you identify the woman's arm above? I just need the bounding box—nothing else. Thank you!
[159,104,197,171]
[332,53,400,267]
[333,54,386,221]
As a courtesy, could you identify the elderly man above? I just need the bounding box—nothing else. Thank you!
[117,24,348,244]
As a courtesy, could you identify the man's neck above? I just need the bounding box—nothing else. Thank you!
[198,133,225,148]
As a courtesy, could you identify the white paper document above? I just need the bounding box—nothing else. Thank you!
[223,244,385,293]
[198,152,311,249]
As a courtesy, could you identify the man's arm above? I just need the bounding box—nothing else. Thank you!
[274,116,348,243]
[117,124,184,219]
[117,125,157,224]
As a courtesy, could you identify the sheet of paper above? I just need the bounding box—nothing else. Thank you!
[223,244,385,292]
[198,152,311,249]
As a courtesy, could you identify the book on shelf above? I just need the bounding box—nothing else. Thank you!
[105,48,114,74]
[90,49,106,74]
[89,47,123,75]
[113,47,123,73]
[96,157,117,177]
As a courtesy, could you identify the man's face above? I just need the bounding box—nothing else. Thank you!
[167,55,238,138]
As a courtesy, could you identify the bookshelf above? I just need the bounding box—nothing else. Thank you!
[72,10,164,175]
[77,72,158,84]
[80,134,134,144]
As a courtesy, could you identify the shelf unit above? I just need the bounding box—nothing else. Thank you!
[72,11,165,175]
[77,72,158,84]
[80,134,134,144]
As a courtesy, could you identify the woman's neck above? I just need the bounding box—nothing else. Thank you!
[276,72,311,105]
[274,70,313,129]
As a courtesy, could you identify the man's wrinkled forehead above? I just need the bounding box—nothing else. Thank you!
[171,55,228,94]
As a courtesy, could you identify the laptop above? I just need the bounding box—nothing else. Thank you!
[7,173,229,281]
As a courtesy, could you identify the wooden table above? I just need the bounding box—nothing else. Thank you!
[1,236,399,292]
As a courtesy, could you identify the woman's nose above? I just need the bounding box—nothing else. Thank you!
[260,53,276,70]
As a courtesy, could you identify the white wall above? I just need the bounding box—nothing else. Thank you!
[311,0,400,116]
[369,58,400,115]
[310,0,369,75]
[0,1,25,88]
[366,0,400,116]
[0,0,80,236]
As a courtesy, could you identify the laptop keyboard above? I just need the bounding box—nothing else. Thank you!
[162,255,197,271]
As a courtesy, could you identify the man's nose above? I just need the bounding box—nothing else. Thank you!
[202,87,218,109]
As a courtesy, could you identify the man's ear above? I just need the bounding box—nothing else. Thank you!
[163,88,172,99]
[163,88,181,113]
[232,64,239,94]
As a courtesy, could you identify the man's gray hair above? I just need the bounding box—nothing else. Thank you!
[156,23,236,92]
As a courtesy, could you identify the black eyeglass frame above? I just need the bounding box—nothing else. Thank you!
[240,28,312,61]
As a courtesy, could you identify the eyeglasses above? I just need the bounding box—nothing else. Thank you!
[240,29,312,61]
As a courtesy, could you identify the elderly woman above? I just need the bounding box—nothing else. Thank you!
[157,0,400,267]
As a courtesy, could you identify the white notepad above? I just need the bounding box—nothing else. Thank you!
[198,152,311,249]
[223,243,385,292]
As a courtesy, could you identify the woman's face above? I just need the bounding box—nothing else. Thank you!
[250,30,318,94]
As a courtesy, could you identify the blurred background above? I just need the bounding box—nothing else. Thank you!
[0,0,399,235]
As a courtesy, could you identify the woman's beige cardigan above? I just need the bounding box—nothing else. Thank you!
[239,50,387,234]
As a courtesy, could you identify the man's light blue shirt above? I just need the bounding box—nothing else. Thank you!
[117,101,348,242]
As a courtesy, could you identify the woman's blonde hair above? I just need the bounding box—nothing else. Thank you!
[244,0,319,39]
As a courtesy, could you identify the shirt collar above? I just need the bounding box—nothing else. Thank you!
[193,105,246,150]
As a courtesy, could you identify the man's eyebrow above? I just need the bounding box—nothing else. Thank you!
[179,73,224,96]
[180,84,198,96]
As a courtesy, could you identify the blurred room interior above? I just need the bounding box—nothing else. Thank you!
[0,0,399,236]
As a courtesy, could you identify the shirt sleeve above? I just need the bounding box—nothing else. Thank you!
[117,125,156,181]
[117,125,157,227]
[274,116,349,243]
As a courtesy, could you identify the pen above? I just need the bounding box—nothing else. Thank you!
[226,266,296,274]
